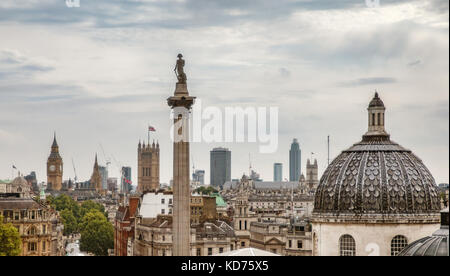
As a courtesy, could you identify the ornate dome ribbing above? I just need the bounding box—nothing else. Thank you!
[313,93,441,220]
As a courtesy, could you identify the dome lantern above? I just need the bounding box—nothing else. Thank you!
[363,92,389,142]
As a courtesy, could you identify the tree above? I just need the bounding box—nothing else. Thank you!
[195,186,218,195]
[79,210,113,256]
[0,215,22,256]
[60,209,78,235]
[80,200,106,218]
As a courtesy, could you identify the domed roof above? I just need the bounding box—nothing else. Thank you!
[368,92,384,108]
[11,176,29,186]
[398,209,449,256]
[313,93,440,221]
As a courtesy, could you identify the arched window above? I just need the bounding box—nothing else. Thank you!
[339,235,356,256]
[391,235,408,256]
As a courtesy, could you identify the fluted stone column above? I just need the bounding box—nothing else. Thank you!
[168,82,195,256]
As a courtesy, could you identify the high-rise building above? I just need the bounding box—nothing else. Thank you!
[192,169,205,185]
[121,166,132,193]
[25,171,38,192]
[167,53,195,256]
[137,141,160,193]
[289,138,301,181]
[99,166,108,191]
[250,170,262,182]
[273,163,283,182]
[210,147,231,189]
[47,133,63,191]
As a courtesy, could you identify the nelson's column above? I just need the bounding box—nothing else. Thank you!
[167,53,195,256]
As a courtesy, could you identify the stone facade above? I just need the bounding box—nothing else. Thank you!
[223,173,315,249]
[0,176,65,256]
[47,134,63,191]
[137,141,160,193]
[250,219,312,256]
[134,215,237,256]
[190,195,217,224]
[90,154,103,193]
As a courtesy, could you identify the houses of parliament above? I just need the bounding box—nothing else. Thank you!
[45,133,102,193]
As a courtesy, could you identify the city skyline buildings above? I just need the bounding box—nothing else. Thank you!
[0,1,448,187]
[289,138,302,182]
[274,163,283,182]
[210,147,231,189]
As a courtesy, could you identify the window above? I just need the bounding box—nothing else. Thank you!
[372,113,375,126]
[14,212,19,220]
[162,235,165,241]
[239,220,242,230]
[208,248,213,256]
[230,244,234,251]
[339,235,356,256]
[288,240,292,248]
[391,235,408,256]
[197,248,201,256]
[244,220,247,230]
[241,241,245,247]
[169,199,173,205]
[299,226,305,232]
[161,198,165,204]
[28,242,37,252]
[42,241,46,251]
[219,247,224,253]
[297,241,303,249]
[271,249,277,254]
[377,113,381,126]
[161,209,165,214]
[28,226,36,235]
[42,225,46,234]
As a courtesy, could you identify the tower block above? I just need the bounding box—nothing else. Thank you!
[167,53,195,256]
[137,141,160,193]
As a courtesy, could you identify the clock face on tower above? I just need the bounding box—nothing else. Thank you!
[49,165,56,172]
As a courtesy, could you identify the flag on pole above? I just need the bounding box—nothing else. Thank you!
[149,126,156,132]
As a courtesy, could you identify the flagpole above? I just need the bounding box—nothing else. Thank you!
[148,125,150,145]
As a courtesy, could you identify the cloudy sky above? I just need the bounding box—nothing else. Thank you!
[0,0,448,187]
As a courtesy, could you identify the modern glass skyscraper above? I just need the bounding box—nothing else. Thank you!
[273,163,283,182]
[289,138,301,181]
[192,169,205,185]
[99,166,108,190]
[121,166,132,193]
[210,147,231,188]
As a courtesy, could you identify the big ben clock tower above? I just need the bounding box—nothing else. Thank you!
[47,133,63,191]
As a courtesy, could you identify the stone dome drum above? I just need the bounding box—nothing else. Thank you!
[313,93,441,220]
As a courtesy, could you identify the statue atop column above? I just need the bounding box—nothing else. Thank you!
[174,53,187,84]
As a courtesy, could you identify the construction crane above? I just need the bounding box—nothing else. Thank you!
[99,143,112,171]
[71,158,78,190]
